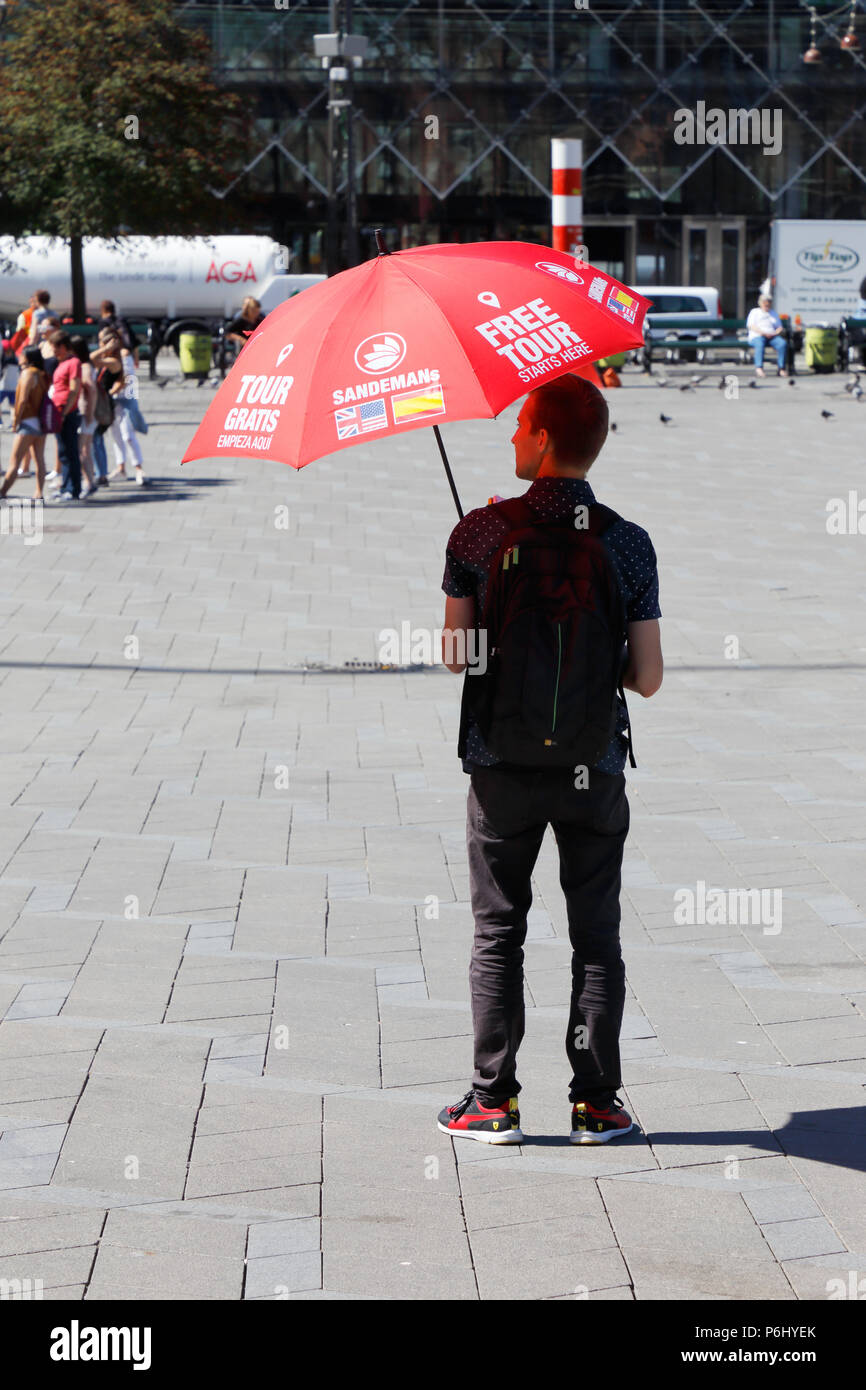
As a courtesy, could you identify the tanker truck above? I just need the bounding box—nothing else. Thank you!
[0,235,325,371]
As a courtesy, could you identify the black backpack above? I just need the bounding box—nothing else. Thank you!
[458,495,635,769]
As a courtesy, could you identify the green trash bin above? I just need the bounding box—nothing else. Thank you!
[804,326,837,373]
[179,332,212,378]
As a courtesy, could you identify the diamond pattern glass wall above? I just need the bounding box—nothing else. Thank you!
[178,0,866,296]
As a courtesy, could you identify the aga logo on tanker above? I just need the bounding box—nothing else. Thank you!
[205,259,259,285]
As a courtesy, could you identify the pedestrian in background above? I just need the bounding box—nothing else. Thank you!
[0,346,49,501]
[9,293,37,358]
[27,289,54,345]
[0,340,20,428]
[70,336,98,499]
[98,300,140,370]
[48,330,83,502]
[226,296,265,346]
[91,329,145,484]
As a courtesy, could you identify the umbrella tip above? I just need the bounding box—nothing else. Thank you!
[374,228,390,256]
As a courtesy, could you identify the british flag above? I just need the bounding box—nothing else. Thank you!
[335,398,388,439]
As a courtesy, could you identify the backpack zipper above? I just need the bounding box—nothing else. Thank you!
[550,621,563,736]
[502,545,519,570]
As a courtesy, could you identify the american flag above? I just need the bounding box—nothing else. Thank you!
[335,398,388,439]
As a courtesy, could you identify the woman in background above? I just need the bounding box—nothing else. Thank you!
[0,346,49,501]
[70,336,98,498]
[91,328,145,484]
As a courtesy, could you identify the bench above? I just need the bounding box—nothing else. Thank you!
[644,316,800,373]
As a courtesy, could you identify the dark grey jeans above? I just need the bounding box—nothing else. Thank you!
[466,763,629,1106]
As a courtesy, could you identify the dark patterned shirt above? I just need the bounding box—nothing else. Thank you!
[442,476,661,774]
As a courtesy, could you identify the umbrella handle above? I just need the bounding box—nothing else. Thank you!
[433,424,464,520]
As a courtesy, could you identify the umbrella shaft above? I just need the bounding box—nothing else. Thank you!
[433,425,464,519]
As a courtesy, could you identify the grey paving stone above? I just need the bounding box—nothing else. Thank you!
[185,1152,321,1199]
[0,1124,67,1159]
[246,1217,320,1260]
[244,1250,321,1297]
[0,1244,96,1291]
[0,1153,57,1190]
[760,1216,846,1261]
[778,1252,866,1301]
[191,1123,321,1166]
[86,1244,243,1300]
[473,1236,629,1301]
[600,1179,779,1262]
[100,1207,247,1258]
[0,1209,105,1258]
[625,1250,796,1301]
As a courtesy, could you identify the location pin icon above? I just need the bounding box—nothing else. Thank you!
[477,291,500,308]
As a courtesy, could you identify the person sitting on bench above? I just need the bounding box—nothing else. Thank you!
[746,295,788,377]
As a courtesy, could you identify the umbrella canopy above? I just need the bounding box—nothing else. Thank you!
[182,241,651,483]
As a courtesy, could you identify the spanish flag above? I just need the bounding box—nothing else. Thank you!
[610,288,634,309]
[390,383,446,424]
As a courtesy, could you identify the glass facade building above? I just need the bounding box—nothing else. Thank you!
[180,0,866,313]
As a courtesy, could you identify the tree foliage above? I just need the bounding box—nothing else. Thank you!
[0,0,245,240]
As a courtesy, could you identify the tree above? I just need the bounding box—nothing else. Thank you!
[0,0,245,318]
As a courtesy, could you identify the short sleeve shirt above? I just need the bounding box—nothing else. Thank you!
[50,357,81,409]
[442,476,661,774]
[746,308,782,336]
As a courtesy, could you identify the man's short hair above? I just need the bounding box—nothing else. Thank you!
[35,289,50,306]
[100,300,116,316]
[526,373,609,468]
[48,330,72,350]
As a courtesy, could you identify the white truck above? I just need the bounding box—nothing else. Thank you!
[0,235,325,364]
[766,220,866,323]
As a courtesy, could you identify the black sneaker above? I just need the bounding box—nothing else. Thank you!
[570,1095,634,1144]
[437,1091,523,1144]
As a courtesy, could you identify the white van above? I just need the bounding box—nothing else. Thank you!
[635,286,722,339]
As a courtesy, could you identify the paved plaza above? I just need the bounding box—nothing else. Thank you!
[0,360,865,1301]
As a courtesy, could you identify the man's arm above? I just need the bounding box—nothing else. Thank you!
[622,619,663,697]
[441,595,476,673]
[63,371,82,416]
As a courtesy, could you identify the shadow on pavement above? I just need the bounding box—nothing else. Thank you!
[521,1106,866,1171]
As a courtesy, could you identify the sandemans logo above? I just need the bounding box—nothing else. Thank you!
[535,261,584,285]
[354,333,407,374]
[795,242,860,275]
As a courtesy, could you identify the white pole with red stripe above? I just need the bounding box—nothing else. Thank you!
[551,138,583,256]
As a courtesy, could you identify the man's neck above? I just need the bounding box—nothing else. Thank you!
[534,462,589,481]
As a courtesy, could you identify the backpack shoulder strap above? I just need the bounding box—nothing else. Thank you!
[587,503,638,769]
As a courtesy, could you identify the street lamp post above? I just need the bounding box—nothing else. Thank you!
[314,10,368,275]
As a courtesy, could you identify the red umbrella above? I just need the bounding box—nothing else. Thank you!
[182,238,651,516]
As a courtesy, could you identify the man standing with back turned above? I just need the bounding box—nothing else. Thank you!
[438,373,662,1145]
